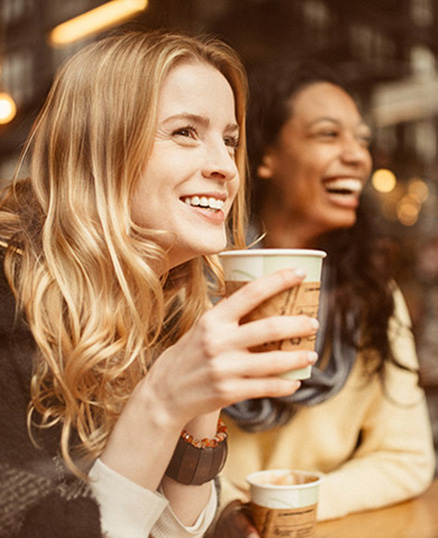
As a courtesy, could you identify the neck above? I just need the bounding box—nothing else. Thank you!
[260,199,320,249]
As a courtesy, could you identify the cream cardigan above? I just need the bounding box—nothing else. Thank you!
[219,288,436,521]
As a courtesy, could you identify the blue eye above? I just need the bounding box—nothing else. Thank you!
[224,136,240,151]
[173,126,197,139]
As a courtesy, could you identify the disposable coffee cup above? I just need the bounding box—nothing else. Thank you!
[219,249,326,379]
[246,469,322,538]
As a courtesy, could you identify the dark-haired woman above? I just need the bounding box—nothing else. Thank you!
[213,61,435,536]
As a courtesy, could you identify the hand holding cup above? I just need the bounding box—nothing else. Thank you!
[219,249,326,379]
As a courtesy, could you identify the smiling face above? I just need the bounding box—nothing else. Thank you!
[258,82,372,247]
[131,60,240,268]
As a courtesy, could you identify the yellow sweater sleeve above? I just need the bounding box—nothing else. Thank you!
[316,286,435,519]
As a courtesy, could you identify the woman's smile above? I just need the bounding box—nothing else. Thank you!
[180,192,227,222]
[131,60,240,268]
[322,177,364,208]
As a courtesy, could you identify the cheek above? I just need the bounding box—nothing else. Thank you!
[131,196,149,228]
[130,177,161,229]
[364,155,373,177]
[227,175,241,209]
[281,160,317,192]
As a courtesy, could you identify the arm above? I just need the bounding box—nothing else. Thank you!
[88,458,217,538]
[0,267,317,537]
[99,268,318,531]
[316,286,436,520]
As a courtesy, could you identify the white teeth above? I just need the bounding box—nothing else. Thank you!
[209,197,224,209]
[182,196,225,210]
[324,179,363,194]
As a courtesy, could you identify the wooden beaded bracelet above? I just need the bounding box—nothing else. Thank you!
[165,419,228,485]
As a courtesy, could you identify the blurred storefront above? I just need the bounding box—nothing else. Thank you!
[1,0,437,454]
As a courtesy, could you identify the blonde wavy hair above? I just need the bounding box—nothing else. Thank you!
[0,29,248,473]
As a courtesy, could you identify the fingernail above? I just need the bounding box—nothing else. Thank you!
[310,318,319,330]
[293,267,307,278]
[292,380,301,391]
[308,351,318,364]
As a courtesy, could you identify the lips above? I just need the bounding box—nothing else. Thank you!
[322,178,364,210]
[181,194,226,211]
[323,178,363,196]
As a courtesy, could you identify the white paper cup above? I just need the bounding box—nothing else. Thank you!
[219,249,326,379]
[246,469,322,538]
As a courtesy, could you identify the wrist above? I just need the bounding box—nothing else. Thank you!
[164,418,228,486]
[133,375,186,433]
[183,410,221,439]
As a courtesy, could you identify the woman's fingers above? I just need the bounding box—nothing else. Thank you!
[236,314,319,350]
[226,349,318,378]
[214,501,260,538]
[215,268,306,321]
[231,508,260,538]
[145,269,319,421]
[202,349,313,403]
[213,371,302,403]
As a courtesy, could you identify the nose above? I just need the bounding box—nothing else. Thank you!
[202,139,238,182]
[341,135,372,170]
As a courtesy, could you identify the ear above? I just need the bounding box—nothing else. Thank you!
[257,151,274,179]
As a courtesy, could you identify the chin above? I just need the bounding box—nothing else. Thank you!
[184,241,227,263]
[201,235,228,256]
[170,231,227,265]
[319,215,357,235]
[201,244,227,257]
[333,208,359,228]
[335,219,356,231]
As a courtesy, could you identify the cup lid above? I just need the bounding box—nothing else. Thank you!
[246,469,322,490]
[219,248,327,258]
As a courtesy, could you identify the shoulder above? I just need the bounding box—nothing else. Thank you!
[387,282,415,341]
[0,240,35,377]
[0,241,21,334]
[385,282,421,372]
[389,283,412,325]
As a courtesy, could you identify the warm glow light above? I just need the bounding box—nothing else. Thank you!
[371,168,397,193]
[381,199,397,222]
[0,92,17,124]
[408,177,429,203]
[49,0,148,46]
[397,195,420,226]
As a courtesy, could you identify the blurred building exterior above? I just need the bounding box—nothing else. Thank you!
[1,0,437,458]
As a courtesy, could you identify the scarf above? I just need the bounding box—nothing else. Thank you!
[223,261,360,432]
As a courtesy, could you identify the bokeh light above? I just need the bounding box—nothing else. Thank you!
[0,92,17,124]
[397,195,421,226]
[371,168,397,193]
[408,177,429,203]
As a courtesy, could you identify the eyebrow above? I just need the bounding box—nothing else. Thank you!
[308,117,370,130]
[162,113,239,133]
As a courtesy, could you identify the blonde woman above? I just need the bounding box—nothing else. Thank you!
[0,31,319,537]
